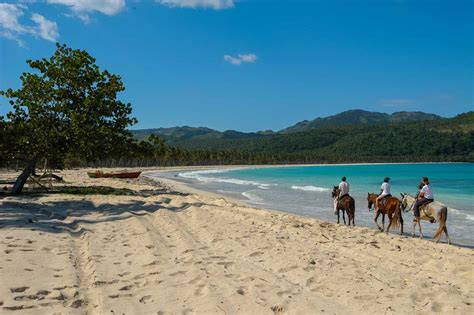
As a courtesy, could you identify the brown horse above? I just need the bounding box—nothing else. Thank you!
[332,186,355,225]
[367,193,403,234]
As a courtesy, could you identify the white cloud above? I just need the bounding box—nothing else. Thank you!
[224,53,257,65]
[157,0,234,10]
[31,13,58,42]
[47,0,125,23]
[0,3,59,46]
[0,3,27,33]
[381,99,416,107]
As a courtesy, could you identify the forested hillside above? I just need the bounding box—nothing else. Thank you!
[280,110,441,133]
[131,110,443,144]
[151,112,474,163]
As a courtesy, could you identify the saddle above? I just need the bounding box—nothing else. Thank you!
[337,194,351,208]
[379,194,392,207]
[420,200,435,223]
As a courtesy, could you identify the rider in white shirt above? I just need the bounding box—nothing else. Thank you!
[375,177,391,210]
[335,176,349,214]
[338,176,349,198]
[413,176,434,221]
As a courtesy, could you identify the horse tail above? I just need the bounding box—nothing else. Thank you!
[433,206,448,240]
[350,197,355,217]
[390,200,401,229]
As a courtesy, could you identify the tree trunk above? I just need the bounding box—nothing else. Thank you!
[11,158,38,195]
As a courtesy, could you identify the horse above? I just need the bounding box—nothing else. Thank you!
[400,193,451,244]
[331,186,355,225]
[367,193,403,234]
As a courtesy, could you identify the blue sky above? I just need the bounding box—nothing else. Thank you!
[0,0,472,132]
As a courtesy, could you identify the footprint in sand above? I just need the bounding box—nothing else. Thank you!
[119,285,134,291]
[306,276,317,287]
[236,287,249,295]
[118,272,131,277]
[3,305,36,311]
[10,287,29,293]
[194,283,210,296]
[13,293,47,301]
[271,305,284,314]
[249,251,264,257]
[169,270,187,277]
[139,295,153,304]
[144,261,160,267]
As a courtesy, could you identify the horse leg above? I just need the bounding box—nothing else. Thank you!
[444,227,451,244]
[433,207,450,244]
[342,210,346,225]
[400,212,404,235]
[337,210,340,224]
[374,211,383,231]
[386,213,392,234]
[412,220,417,238]
[418,221,423,239]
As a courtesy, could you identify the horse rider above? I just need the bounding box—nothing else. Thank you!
[338,176,350,200]
[375,176,391,211]
[413,176,434,222]
[334,176,350,214]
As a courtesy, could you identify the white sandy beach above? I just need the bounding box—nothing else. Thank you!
[0,168,473,314]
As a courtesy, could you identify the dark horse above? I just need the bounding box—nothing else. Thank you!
[332,186,355,225]
[367,193,403,234]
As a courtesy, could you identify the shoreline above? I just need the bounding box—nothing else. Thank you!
[0,168,473,314]
[145,165,474,248]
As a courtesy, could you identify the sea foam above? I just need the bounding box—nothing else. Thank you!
[179,169,273,187]
[242,191,267,205]
[291,185,330,192]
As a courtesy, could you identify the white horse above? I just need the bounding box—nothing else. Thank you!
[400,193,451,244]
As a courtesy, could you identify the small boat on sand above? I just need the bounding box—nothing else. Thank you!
[87,171,142,179]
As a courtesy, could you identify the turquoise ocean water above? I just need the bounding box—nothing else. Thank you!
[152,163,473,247]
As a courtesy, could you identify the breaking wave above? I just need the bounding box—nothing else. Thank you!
[290,185,330,192]
[179,169,274,188]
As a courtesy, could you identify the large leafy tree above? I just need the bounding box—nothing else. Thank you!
[1,43,137,194]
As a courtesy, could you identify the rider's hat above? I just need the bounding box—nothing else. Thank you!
[384,176,390,182]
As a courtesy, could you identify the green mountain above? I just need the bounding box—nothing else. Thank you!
[279,110,441,133]
[131,127,262,144]
[162,112,473,163]
[132,126,221,142]
[131,110,443,143]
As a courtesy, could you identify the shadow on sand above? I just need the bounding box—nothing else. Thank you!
[0,190,200,236]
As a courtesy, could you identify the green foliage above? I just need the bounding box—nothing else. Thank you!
[145,112,473,164]
[1,43,137,167]
[280,109,442,133]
